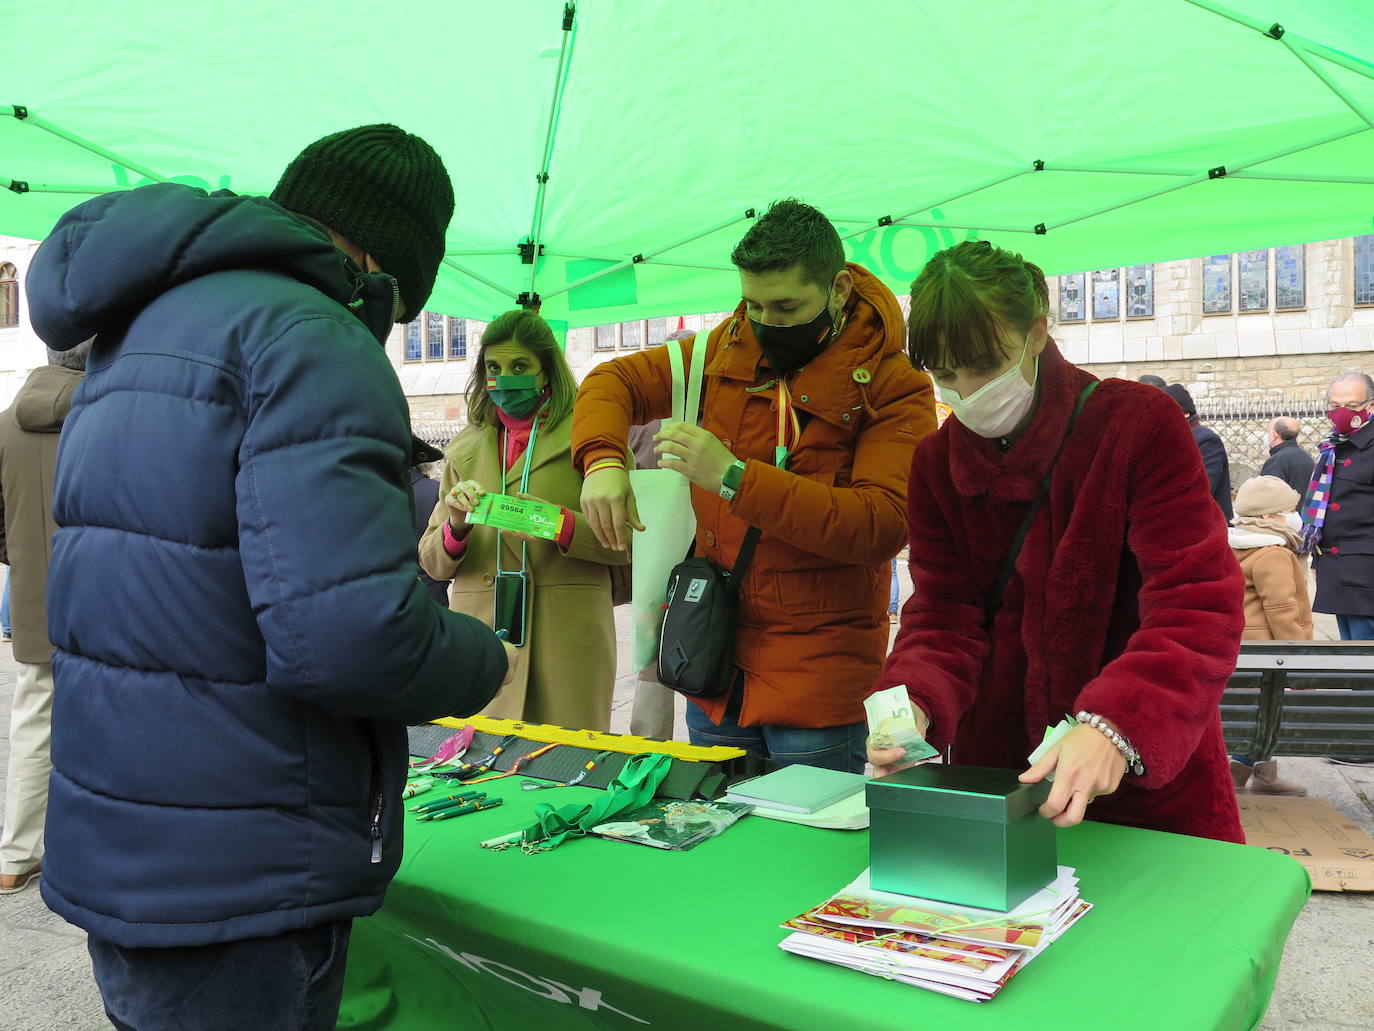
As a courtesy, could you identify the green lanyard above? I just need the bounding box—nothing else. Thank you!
[495,405,546,577]
[513,752,672,854]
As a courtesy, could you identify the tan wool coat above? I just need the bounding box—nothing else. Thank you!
[418,411,628,731]
[1229,527,1314,641]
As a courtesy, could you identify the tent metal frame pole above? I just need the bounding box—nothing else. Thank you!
[4,180,111,195]
[1228,126,1369,173]
[832,214,1034,234]
[1183,0,1374,85]
[1042,165,1193,178]
[638,260,734,273]
[1302,39,1374,85]
[524,2,578,304]
[1281,36,1374,132]
[539,210,756,303]
[1229,171,1374,185]
[1054,163,1374,186]
[1180,0,1269,36]
[837,169,1029,242]
[441,258,518,300]
[5,106,165,182]
[893,220,1037,235]
[1044,172,1212,233]
[1044,125,1370,233]
[544,251,627,263]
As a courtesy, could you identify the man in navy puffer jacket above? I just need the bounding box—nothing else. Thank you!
[26,124,512,1030]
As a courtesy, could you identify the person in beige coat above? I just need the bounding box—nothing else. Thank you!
[1227,474,1311,796]
[0,342,90,894]
[419,311,628,731]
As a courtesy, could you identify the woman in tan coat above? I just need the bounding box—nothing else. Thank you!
[419,311,628,731]
[1227,474,1311,796]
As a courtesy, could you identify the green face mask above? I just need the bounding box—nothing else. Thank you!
[486,374,544,418]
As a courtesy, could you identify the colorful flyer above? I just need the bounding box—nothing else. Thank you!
[465,492,566,541]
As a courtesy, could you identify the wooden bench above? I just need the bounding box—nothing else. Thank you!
[1222,641,1374,762]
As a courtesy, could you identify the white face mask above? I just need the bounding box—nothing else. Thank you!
[1283,512,1303,533]
[937,333,1039,439]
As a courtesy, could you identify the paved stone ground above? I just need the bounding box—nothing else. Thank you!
[0,576,1369,1028]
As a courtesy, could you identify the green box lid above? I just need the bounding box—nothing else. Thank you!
[865,765,1049,823]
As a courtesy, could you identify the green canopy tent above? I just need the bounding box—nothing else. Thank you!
[4,0,1374,330]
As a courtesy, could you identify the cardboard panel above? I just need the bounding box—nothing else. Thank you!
[1238,794,1374,892]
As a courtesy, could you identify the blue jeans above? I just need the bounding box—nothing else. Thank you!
[1337,614,1374,640]
[87,920,352,1031]
[1,573,11,636]
[888,558,900,615]
[687,684,868,773]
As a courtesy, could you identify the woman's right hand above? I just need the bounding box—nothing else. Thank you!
[444,479,486,526]
[866,704,932,777]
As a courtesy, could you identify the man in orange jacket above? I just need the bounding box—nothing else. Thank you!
[573,199,936,771]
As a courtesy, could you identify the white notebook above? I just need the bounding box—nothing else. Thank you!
[725,765,866,815]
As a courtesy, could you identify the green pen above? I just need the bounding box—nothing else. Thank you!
[422,798,505,821]
[410,791,486,814]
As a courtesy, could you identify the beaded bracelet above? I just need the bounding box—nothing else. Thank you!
[1075,711,1146,776]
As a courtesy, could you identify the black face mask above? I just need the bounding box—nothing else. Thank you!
[751,299,835,376]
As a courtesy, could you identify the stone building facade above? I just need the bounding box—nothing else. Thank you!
[1050,238,1374,405]
[5,232,1374,445]
[0,236,48,405]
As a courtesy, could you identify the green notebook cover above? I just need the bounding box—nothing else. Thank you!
[725,765,866,815]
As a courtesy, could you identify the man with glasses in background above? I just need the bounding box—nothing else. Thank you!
[1304,372,1374,640]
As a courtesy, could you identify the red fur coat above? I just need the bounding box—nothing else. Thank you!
[877,341,1245,842]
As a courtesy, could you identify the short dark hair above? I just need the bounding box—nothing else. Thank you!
[1273,417,1300,441]
[730,199,845,290]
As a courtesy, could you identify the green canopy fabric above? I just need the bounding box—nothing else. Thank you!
[4,0,1374,328]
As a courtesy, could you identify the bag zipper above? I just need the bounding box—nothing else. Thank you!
[365,723,384,864]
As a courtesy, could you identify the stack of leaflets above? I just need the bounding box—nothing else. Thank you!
[779,867,1091,1002]
[591,799,753,851]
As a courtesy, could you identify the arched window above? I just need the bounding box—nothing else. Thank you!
[0,263,17,328]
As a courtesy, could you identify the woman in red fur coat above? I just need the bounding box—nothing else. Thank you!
[870,241,1245,843]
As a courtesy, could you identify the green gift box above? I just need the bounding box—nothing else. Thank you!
[866,765,1056,912]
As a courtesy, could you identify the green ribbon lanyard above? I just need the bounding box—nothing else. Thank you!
[515,752,673,854]
[495,405,545,578]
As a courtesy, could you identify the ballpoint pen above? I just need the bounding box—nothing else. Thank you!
[421,798,505,821]
[411,792,487,815]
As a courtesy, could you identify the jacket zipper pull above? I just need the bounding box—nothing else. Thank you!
[370,794,384,863]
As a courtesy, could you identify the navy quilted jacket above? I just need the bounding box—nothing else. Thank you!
[27,184,507,947]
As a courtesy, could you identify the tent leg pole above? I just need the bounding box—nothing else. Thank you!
[522,2,578,307]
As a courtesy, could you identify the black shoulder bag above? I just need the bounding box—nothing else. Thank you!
[657,526,761,699]
[983,381,1099,631]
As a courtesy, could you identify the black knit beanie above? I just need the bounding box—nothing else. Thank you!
[1164,383,1196,415]
[271,124,453,322]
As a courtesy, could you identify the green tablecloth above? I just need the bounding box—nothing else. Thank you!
[337,781,1309,1031]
